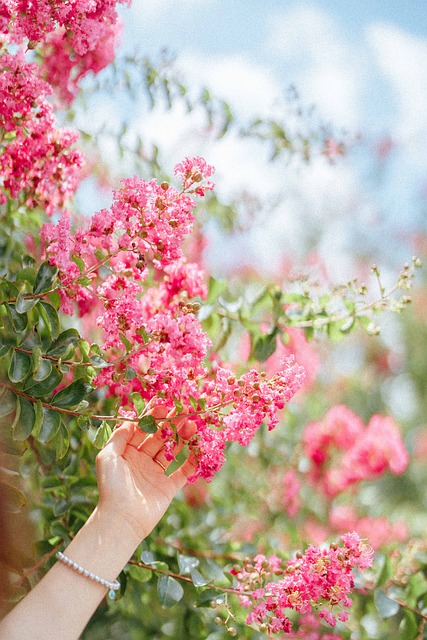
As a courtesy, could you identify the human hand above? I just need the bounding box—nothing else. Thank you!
[95,407,197,543]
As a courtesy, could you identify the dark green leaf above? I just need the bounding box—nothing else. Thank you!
[8,349,32,383]
[33,261,58,295]
[15,293,38,314]
[24,366,62,397]
[157,574,184,608]
[138,415,158,434]
[251,331,277,362]
[53,420,70,460]
[38,408,61,443]
[196,588,226,607]
[53,498,71,517]
[13,397,35,441]
[374,588,400,618]
[51,379,92,409]
[8,304,27,332]
[39,301,59,339]
[46,328,80,358]
[0,344,11,358]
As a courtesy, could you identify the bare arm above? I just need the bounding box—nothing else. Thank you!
[0,409,196,640]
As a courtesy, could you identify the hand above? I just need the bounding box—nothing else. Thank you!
[95,406,197,543]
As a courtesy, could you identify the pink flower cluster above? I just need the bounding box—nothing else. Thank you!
[329,505,408,550]
[0,51,84,214]
[4,0,129,104]
[232,532,373,635]
[42,158,305,482]
[303,405,409,497]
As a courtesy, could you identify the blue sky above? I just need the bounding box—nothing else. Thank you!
[88,1,427,277]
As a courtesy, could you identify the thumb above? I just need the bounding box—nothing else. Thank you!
[104,421,135,456]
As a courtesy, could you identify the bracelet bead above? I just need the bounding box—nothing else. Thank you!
[56,551,120,600]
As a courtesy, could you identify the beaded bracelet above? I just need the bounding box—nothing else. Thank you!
[56,551,120,600]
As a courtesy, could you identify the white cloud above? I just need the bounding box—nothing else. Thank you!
[179,51,282,120]
[265,5,366,128]
[367,23,427,138]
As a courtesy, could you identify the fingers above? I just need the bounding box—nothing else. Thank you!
[102,421,136,457]
[169,452,198,490]
[138,407,193,459]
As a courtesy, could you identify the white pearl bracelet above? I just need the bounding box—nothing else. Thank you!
[56,551,121,600]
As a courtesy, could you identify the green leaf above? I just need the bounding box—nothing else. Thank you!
[251,331,277,362]
[375,554,393,588]
[13,397,35,441]
[138,415,158,434]
[33,261,58,295]
[88,354,109,368]
[119,333,132,352]
[374,588,400,618]
[190,568,210,587]
[8,349,32,383]
[398,610,418,640]
[31,346,42,374]
[15,293,38,314]
[131,392,145,418]
[24,366,62,397]
[0,344,11,358]
[33,399,43,434]
[38,408,61,444]
[339,317,356,333]
[327,320,346,342]
[71,255,86,273]
[53,420,70,460]
[47,328,80,358]
[51,379,92,409]
[0,389,16,417]
[196,588,226,607]
[93,422,112,449]
[177,554,199,574]
[8,304,28,332]
[207,277,226,303]
[33,357,52,382]
[39,301,59,339]
[127,565,153,583]
[157,574,184,608]
[53,498,71,517]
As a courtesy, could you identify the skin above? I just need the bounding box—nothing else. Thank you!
[0,407,197,640]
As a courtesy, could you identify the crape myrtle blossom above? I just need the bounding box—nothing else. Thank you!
[3,0,129,104]
[4,0,129,54]
[0,51,84,213]
[40,23,121,104]
[303,405,409,497]
[43,158,305,482]
[231,532,373,635]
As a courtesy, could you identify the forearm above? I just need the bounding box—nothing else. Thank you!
[0,506,141,640]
